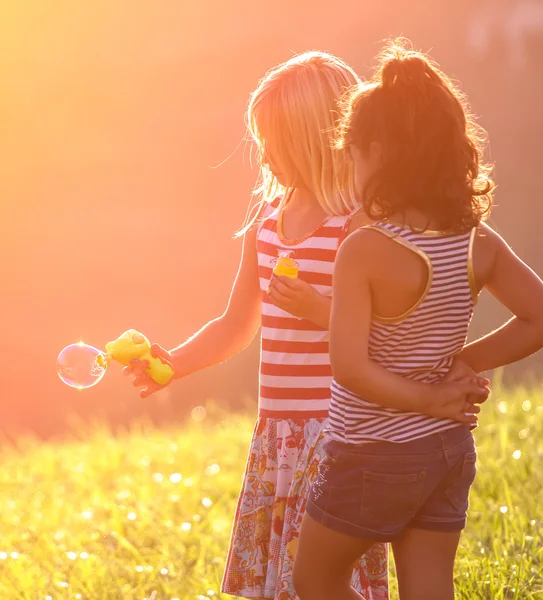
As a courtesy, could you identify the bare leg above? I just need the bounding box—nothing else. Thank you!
[392,527,462,600]
[293,513,376,600]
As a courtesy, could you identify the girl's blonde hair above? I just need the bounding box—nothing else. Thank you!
[238,51,361,235]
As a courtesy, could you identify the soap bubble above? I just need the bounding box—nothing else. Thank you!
[57,342,107,389]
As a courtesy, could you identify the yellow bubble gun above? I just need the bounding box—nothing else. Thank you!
[98,329,175,385]
[272,251,299,279]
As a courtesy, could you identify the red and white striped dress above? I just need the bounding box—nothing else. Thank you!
[258,203,350,418]
[222,200,389,600]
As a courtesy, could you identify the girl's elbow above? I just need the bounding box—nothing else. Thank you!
[219,311,259,351]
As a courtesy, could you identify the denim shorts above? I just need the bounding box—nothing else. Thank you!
[306,425,476,542]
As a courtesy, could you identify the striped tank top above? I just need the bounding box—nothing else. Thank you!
[257,200,352,419]
[328,222,478,444]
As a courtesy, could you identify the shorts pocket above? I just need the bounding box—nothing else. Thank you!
[446,451,477,514]
[361,470,427,534]
[321,452,365,522]
[310,447,350,506]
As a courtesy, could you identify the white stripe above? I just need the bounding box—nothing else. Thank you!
[260,374,332,388]
[261,351,330,365]
[259,398,330,411]
[261,300,333,320]
[261,301,290,317]
[262,326,328,343]
[260,278,331,296]
[372,340,466,359]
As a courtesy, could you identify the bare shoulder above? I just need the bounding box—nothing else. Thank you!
[340,225,389,253]
[475,221,502,243]
[473,221,509,258]
[471,221,510,289]
[337,225,394,276]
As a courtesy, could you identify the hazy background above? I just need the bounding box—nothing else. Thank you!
[2,0,542,438]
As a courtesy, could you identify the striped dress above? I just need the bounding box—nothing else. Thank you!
[328,222,477,445]
[222,201,389,600]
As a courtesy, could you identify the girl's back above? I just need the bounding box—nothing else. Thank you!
[329,222,477,443]
[294,39,543,600]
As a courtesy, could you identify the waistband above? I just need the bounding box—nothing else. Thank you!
[259,408,329,419]
[325,424,471,456]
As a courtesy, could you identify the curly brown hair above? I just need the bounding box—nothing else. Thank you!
[337,38,494,232]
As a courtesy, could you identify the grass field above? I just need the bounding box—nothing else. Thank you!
[0,386,541,600]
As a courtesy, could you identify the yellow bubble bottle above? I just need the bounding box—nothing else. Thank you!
[272,251,299,279]
[58,330,175,390]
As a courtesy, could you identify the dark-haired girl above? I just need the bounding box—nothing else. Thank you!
[293,39,543,600]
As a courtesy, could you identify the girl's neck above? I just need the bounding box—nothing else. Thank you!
[387,209,444,233]
[279,187,330,243]
[286,187,319,209]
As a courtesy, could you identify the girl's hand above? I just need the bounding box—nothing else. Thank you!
[430,378,490,424]
[267,276,330,327]
[444,357,491,406]
[122,344,175,399]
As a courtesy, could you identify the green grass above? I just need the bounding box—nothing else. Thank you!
[0,389,541,600]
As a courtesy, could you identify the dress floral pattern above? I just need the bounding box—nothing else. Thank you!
[222,417,389,599]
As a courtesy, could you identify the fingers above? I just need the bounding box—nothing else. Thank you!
[140,382,161,399]
[454,399,480,424]
[132,373,150,388]
[464,402,481,415]
[123,360,149,376]
[267,282,291,309]
[476,375,490,389]
[462,381,490,402]
[275,275,305,290]
[120,349,168,399]
[457,412,479,425]
[130,372,162,398]
[270,277,295,298]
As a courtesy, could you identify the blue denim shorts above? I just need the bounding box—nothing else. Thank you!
[306,425,476,542]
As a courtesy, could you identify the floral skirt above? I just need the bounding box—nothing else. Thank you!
[221,417,389,599]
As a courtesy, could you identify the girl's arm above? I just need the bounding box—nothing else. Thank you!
[455,224,543,373]
[330,230,488,422]
[168,217,262,376]
[129,203,263,397]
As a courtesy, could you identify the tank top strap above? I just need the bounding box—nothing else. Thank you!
[256,196,282,235]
